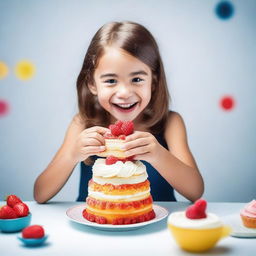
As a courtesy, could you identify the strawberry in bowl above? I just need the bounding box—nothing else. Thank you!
[0,194,31,232]
[17,225,48,246]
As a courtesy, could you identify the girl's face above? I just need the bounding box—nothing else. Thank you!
[90,47,152,123]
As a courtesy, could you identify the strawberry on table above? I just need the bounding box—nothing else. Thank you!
[6,194,22,208]
[0,205,18,219]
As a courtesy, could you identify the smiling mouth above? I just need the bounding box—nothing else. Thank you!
[112,102,138,111]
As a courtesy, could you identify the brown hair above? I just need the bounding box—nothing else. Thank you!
[77,21,170,134]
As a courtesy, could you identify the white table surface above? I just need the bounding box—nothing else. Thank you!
[0,201,255,256]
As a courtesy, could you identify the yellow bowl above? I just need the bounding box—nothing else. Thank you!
[168,224,231,252]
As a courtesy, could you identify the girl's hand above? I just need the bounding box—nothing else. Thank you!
[71,126,109,163]
[122,131,165,164]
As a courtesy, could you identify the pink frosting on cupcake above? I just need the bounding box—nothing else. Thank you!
[240,200,256,218]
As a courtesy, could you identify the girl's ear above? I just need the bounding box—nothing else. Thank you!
[88,83,98,95]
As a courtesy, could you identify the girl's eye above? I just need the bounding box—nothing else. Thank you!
[104,79,117,84]
[132,77,144,83]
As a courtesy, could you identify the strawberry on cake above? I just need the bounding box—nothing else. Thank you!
[82,121,156,225]
[97,120,134,159]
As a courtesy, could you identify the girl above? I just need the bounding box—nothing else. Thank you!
[34,21,204,204]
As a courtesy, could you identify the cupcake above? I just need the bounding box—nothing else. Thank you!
[240,200,256,228]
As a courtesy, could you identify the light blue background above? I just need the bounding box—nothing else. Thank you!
[0,0,255,202]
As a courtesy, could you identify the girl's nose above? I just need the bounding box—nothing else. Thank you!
[116,84,132,98]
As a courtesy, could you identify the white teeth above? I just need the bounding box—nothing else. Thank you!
[114,103,137,109]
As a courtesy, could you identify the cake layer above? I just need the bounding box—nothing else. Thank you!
[86,195,153,210]
[88,190,150,201]
[98,151,126,159]
[97,139,126,158]
[83,207,155,224]
[88,179,150,195]
[86,204,152,217]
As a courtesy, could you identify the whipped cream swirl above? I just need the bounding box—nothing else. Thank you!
[92,159,146,178]
[240,200,256,218]
[168,212,223,229]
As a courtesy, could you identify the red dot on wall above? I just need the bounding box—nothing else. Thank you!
[220,96,235,111]
[0,100,9,117]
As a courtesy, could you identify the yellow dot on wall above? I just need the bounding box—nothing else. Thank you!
[0,61,9,79]
[15,60,36,80]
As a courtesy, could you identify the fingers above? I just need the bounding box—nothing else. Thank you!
[84,126,109,135]
[81,126,109,145]
[81,145,106,156]
[122,131,157,158]
[122,137,149,151]
[124,145,151,157]
[73,126,109,162]
[81,137,102,147]
[125,131,148,142]
[122,131,154,152]
[83,132,105,145]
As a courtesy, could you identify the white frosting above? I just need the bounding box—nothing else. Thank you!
[92,159,146,178]
[93,172,148,185]
[168,212,223,229]
[88,189,150,200]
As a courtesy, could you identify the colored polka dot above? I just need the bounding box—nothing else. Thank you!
[0,61,9,79]
[215,1,234,20]
[15,60,36,80]
[0,100,9,117]
[220,96,235,111]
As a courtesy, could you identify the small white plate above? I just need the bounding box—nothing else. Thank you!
[66,204,168,231]
[222,214,256,238]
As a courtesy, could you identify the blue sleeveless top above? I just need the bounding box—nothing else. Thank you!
[77,132,176,202]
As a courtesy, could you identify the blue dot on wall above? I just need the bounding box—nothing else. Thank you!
[215,1,234,20]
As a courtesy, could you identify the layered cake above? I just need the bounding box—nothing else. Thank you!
[82,121,156,225]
